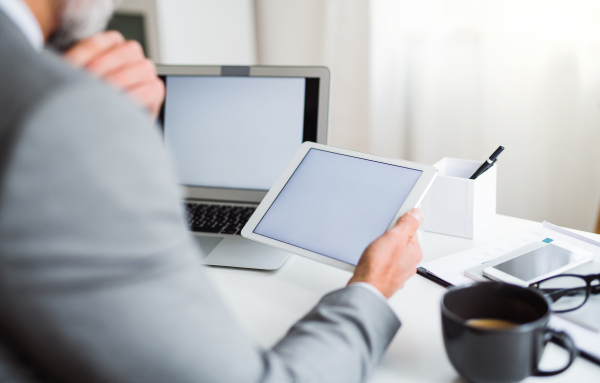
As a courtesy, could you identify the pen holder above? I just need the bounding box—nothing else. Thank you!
[421,157,496,239]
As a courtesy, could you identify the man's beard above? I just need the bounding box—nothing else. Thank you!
[47,0,121,52]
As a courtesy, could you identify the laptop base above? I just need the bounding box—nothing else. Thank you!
[193,234,290,270]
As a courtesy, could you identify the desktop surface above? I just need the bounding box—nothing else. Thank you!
[203,214,600,382]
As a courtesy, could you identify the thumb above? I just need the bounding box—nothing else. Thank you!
[394,208,424,234]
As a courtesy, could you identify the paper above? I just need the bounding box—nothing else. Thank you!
[422,226,547,286]
[558,293,600,333]
[420,221,600,362]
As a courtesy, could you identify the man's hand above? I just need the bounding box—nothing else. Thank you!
[63,31,165,118]
[348,208,424,298]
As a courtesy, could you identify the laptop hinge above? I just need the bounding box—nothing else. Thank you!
[185,197,258,205]
[220,66,250,76]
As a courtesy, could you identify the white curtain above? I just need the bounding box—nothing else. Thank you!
[254,0,600,231]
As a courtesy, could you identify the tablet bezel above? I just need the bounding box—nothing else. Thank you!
[241,142,438,271]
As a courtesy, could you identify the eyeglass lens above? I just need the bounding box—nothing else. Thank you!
[538,276,588,312]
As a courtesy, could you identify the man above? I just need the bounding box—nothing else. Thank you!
[0,0,424,382]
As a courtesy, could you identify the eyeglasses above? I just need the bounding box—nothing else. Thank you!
[530,273,600,313]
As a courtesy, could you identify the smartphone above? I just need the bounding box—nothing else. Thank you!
[483,241,593,287]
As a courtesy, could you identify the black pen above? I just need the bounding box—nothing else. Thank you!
[469,146,504,180]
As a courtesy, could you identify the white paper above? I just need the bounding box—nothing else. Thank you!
[423,226,547,286]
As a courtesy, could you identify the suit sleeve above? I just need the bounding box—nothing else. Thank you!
[0,81,400,383]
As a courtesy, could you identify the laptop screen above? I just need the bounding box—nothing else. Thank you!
[161,75,320,191]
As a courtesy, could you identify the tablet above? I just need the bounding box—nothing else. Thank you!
[241,142,438,271]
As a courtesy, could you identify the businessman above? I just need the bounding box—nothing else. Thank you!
[0,1,424,382]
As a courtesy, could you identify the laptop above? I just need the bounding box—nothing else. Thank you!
[157,65,330,270]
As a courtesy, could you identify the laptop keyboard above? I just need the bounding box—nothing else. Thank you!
[185,203,256,235]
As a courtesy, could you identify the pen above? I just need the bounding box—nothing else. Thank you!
[480,159,496,176]
[469,146,504,180]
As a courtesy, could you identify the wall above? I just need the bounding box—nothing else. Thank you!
[154,0,600,232]
[156,0,257,65]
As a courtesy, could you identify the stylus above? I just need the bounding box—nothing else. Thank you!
[469,146,504,180]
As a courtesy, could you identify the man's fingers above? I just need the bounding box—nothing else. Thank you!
[393,208,424,235]
[63,31,125,67]
[375,208,423,249]
[86,40,145,77]
[105,59,157,90]
[127,80,166,117]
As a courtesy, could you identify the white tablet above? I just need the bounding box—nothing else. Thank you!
[241,142,438,271]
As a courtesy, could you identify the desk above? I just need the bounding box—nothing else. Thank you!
[204,215,600,382]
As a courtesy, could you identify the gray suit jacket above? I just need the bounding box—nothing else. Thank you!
[0,11,400,383]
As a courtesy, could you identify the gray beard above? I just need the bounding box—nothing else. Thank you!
[48,0,121,52]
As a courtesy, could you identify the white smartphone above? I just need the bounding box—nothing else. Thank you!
[483,240,594,287]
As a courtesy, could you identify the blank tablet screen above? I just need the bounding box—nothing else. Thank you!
[253,149,423,265]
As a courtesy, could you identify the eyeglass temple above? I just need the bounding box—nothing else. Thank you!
[538,287,587,302]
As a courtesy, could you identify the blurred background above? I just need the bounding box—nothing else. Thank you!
[118,0,600,232]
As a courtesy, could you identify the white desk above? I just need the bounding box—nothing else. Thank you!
[204,215,600,382]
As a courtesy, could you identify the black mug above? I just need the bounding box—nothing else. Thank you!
[441,282,577,383]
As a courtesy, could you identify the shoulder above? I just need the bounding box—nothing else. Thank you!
[0,11,84,114]
[0,37,166,179]
[0,37,110,146]
[0,31,160,159]
[0,44,83,109]
[0,58,189,276]
[28,77,165,166]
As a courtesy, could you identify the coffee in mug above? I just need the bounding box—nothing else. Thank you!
[465,318,519,330]
[441,282,577,383]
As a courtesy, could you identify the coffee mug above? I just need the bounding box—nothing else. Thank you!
[441,282,577,383]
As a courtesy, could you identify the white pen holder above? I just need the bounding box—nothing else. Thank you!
[421,157,496,239]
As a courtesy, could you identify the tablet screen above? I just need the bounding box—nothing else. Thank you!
[253,149,423,265]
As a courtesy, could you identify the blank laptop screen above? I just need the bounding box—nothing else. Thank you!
[162,75,320,191]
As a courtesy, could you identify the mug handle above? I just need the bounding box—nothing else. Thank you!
[534,329,578,377]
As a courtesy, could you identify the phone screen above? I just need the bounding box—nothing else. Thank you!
[491,243,580,281]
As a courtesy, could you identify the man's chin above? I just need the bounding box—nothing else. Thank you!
[47,27,79,52]
[47,0,119,52]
